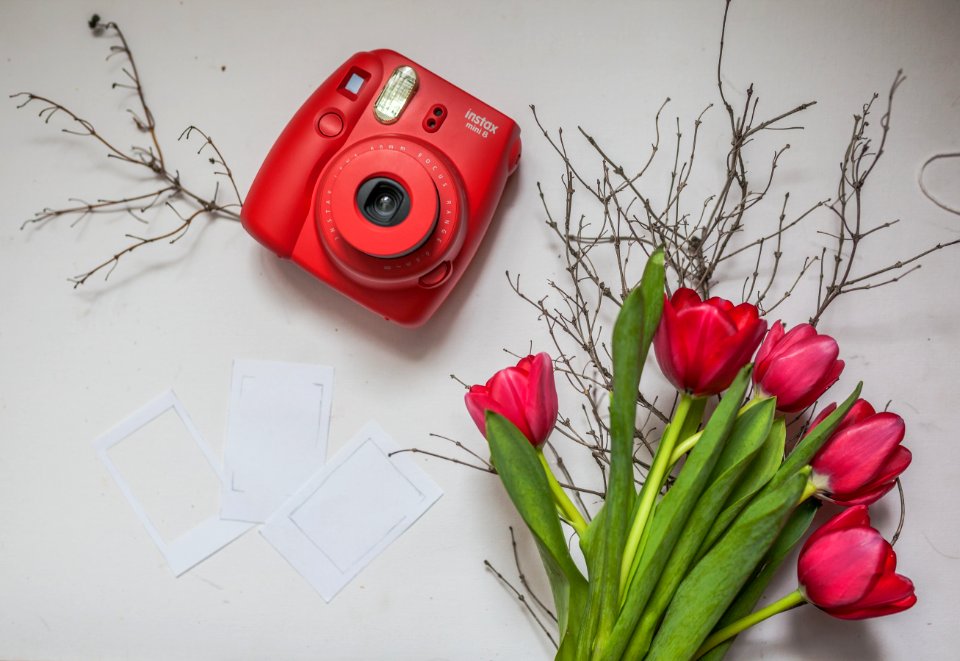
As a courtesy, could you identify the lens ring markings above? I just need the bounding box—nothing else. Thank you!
[315,136,465,287]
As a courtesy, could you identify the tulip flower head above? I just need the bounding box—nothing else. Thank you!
[753,322,844,413]
[464,352,559,447]
[798,506,916,619]
[808,399,911,506]
[653,288,767,397]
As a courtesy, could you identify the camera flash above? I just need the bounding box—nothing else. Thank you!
[374,66,418,124]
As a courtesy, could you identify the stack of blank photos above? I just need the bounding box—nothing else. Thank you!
[95,360,442,601]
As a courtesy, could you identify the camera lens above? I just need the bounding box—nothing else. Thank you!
[356,177,411,227]
[374,193,398,216]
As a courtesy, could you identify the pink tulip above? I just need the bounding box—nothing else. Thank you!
[464,353,558,447]
[798,506,916,619]
[808,399,911,506]
[753,322,844,413]
[653,288,767,397]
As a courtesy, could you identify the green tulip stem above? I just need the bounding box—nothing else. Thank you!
[695,589,807,658]
[538,449,587,537]
[668,429,704,466]
[619,393,697,597]
[666,395,773,468]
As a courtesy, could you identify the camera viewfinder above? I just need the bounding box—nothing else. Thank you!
[338,68,370,100]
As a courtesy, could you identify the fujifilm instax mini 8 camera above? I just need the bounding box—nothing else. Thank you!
[242,50,521,326]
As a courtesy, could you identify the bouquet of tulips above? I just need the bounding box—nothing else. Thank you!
[464,249,914,660]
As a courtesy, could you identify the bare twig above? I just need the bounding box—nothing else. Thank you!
[891,477,906,546]
[68,206,208,287]
[484,559,557,649]
[388,445,606,498]
[509,527,557,623]
[436,5,949,657]
[810,71,960,325]
[14,17,242,285]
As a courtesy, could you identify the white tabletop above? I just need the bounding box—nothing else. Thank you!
[1,1,958,659]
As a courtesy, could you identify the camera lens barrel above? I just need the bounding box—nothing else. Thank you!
[356,177,411,227]
[315,136,465,288]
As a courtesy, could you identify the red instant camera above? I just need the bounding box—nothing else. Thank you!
[242,50,521,326]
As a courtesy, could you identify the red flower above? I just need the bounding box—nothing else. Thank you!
[753,322,844,413]
[808,399,911,506]
[464,353,558,447]
[798,506,916,619]
[653,288,767,396]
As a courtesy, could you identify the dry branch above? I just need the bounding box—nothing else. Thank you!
[14,17,242,286]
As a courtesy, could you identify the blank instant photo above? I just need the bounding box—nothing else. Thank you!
[220,360,335,523]
[260,421,442,602]
[94,391,253,576]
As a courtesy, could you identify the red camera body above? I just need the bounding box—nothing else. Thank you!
[242,49,521,326]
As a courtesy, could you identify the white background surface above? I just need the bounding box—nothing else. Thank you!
[1,1,958,659]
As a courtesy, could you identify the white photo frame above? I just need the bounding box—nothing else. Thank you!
[94,390,253,576]
[260,421,442,601]
[220,360,335,523]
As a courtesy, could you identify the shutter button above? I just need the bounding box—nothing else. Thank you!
[418,261,452,288]
[317,112,344,137]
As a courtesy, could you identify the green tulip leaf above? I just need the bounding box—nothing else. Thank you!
[601,367,758,660]
[579,248,665,658]
[485,412,587,640]
[620,396,777,659]
[763,497,820,568]
[699,498,820,661]
[579,501,607,573]
[697,416,786,560]
[645,470,808,661]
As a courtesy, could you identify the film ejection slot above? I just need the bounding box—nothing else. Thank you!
[374,66,419,124]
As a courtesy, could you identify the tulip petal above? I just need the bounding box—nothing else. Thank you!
[697,317,767,395]
[488,366,526,404]
[804,358,845,405]
[799,527,888,607]
[513,355,535,376]
[843,399,877,427]
[675,304,738,392]
[759,336,840,412]
[799,506,916,619]
[775,359,844,413]
[726,302,761,331]
[831,446,911,506]
[654,290,767,396]
[654,296,687,391]
[831,481,897,507]
[809,399,876,439]
[488,368,535,440]
[828,572,916,619]
[753,321,785,381]
[755,323,816,386]
[524,353,558,444]
[829,592,917,620]
[704,295,734,314]
[772,323,818,354]
[869,446,913,486]
[672,287,703,311]
[464,388,498,437]
[807,402,838,436]
[803,505,871,547]
[813,413,906,497]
